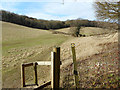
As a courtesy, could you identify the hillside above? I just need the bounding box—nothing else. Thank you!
[60,36,119,88]
[56,27,116,36]
[2,21,50,42]
[2,21,71,88]
[57,29,118,88]
[2,21,119,88]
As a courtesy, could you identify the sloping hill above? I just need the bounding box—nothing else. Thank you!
[56,28,71,33]
[2,21,70,54]
[2,21,50,42]
[60,31,118,88]
[60,32,118,68]
[2,21,71,88]
[56,27,116,36]
[80,27,116,36]
[2,21,118,88]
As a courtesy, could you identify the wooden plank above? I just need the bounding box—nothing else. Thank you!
[71,43,79,88]
[37,61,51,65]
[51,52,55,88]
[34,62,38,86]
[21,64,25,87]
[51,47,60,88]
[22,62,33,67]
[34,81,51,90]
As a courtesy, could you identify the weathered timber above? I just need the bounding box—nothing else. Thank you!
[71,43,79,88]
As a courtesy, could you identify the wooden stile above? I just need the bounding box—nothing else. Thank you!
[21,62,38,87]
[21,47,61,88]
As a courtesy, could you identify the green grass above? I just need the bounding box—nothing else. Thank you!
[2,22,70,55]
[3,34,68,55]
[2,21,71,88]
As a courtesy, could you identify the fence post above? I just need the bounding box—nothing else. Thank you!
[21,64,25,87]
[71,43,79,88]
[51,47,60,89]
[34,62,38,86]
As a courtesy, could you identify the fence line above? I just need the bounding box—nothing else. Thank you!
[21,44,79,88]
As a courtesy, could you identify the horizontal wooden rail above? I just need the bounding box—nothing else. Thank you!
[22,62,34,67]
[22,61,51,67]
[36,61,51,65]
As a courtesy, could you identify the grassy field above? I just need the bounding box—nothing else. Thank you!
[2,21,71,88]
[2,21,118,88]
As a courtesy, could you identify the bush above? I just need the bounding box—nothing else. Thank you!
[69,26,81,37]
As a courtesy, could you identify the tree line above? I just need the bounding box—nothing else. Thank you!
[0,10,118,30]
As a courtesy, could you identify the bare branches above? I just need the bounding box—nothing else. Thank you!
[94,0,119,23]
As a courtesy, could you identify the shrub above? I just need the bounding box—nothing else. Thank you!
[69,26,81,37]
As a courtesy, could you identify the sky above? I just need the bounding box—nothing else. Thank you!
[0,0,97,21]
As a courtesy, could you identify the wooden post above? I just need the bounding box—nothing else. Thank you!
[21,64,25,87]
[51,47,60,89]
[51,52,55,88]
[34,62,38,86]
[71,43,79,88]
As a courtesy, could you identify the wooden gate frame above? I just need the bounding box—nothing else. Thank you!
[21,47,60,89]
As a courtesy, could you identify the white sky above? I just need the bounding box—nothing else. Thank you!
[0,0,98,21]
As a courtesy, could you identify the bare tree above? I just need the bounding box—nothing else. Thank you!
[69,26,81,37]
[93,0,120,23]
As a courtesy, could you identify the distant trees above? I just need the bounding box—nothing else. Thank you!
[0,10,68,30]
[0,10,118,30]
[65,19,91,27]
[94,0,119,23]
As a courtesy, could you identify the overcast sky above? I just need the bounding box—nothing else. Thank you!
[0,0,97,21]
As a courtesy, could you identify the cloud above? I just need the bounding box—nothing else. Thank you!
[25,2,95,21]
[44,2,94,16]
[0,2,18,12]
[0,1,96,21]
[26,12,80,21]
